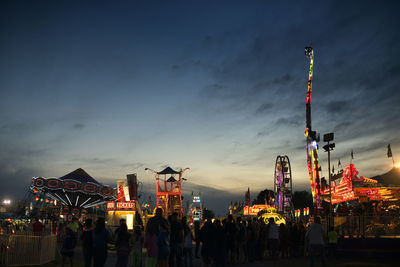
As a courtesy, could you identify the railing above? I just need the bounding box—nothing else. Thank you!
[0,233,57,266]
[325,215,400,238]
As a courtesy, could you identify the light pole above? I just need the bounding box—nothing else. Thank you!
[323,133,335,228]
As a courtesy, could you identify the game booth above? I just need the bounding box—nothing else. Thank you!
[106,174,143,230]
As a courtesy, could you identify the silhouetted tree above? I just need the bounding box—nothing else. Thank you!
[292,190,313,210]
[252,189,275,205]
[203,208,215,219]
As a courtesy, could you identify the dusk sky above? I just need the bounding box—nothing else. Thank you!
[1,0,399,215]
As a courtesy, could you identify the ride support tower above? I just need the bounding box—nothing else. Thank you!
[145,166,189,217]
[304,46,322,210]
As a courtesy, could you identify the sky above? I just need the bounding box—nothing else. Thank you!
[1,0,400,215]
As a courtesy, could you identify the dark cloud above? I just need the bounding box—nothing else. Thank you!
[275,115,303,127]
[66,157,116,167]
[73,123,85,130]
[272,74,294,84]
[0,146,48,199]
[0,121,43,135]
[256,128,271,137]
[333,121,351,132]
[255,102,273,115]
[200,83,227,99]
[119,162,145,170]
[325,100,352,115]
[0,165,38,199]
[1,0,400,208]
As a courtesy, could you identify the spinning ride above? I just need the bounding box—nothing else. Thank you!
[30,168,115,219]
[304,46,322,209]
[274,155,294,217]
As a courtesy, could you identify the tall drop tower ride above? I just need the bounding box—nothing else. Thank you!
[304,46,322,209]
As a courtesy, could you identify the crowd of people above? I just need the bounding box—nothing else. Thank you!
[192,214,322,267]
[141,209,335,267]
[1,210,337,267]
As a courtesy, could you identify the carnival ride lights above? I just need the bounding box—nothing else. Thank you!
[320,164,400,204]
[304,46,322,208]
[189,195,203,221]
[258,207,286,225]
[145,166,190,216]
[30,168,115,217]
[274,155,294,217]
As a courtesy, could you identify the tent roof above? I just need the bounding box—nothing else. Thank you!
[167,176,177,182]
[59,168,103,186]
[157,167,180,175]
[375,167,400,185]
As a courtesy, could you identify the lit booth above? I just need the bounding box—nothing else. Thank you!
[107,174,142,230]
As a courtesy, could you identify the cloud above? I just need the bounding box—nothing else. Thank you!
[256,129,271,137]
[200,83,227,99]
[272,74,294,85]
[325,100,352,115]
[274,115,303,127]
[0,146,48,199]
[255,102,273,115]
[333,121,351,132]
[119,162,145,170]
[0,165,38,199]
[73,123,85,130]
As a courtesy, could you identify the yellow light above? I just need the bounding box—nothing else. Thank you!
[126,214,134,230]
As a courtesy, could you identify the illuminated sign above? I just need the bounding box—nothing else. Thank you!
[193,196,201,203]
[117,202,135,209]
[107,202,115,209]
[243,205,274,216]
[193,211,201,221]
[107,201,136,210]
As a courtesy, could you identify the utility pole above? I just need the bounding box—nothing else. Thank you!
[323,133,335,229]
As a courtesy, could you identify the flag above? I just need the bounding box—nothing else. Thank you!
[351,150,354,159]
[387,144,393,158]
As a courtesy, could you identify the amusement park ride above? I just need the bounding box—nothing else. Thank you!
[302,46,400,208]
[304,46,323,210]
[145,166,190,217]
[274,155,294,218]
[30,168,116,220]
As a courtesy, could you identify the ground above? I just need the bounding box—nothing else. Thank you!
[35,246,398,267]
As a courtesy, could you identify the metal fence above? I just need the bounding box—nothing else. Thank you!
[326,215,400,238]
[0,233,57,266]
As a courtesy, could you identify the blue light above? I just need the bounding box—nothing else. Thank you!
[312,141,318,149]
